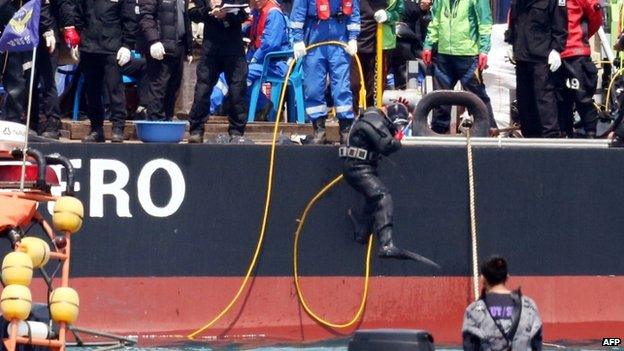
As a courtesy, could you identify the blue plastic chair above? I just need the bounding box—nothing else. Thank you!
[247,50,305,124]
[122,51,141,84]
[71,74,84,121]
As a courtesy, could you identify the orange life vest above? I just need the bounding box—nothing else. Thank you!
[316,0,352,20]
[250,0,282,49]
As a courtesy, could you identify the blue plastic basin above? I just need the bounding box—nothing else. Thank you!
[134,120,187,143]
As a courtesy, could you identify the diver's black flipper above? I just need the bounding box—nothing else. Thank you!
[347,208,369,245]
[378,246,441,269]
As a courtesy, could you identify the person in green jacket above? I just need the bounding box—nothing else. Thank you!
[421,0,497,134]
[351,0,404,109]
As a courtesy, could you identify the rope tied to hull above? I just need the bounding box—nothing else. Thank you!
[464,124,479,301]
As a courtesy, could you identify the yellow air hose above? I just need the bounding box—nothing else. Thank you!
[293,174,374,329]
[375,23,384,108]
[290,42,372,330]
[606,68,624,111]
[188,41,368,339]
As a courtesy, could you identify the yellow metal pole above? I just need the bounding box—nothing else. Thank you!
[375,23,384,108]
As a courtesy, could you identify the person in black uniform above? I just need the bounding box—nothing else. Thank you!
[187,0,248,143]
[505,0,567,138]
[390,0,432,89]
[0,0,72,138]
[117,0,149,119]
[404,0,431,53]
[0,0,35,131]
[139,0,192,121]
[74,0,136,142]
[34,0,77,138]
[341,103,439,267]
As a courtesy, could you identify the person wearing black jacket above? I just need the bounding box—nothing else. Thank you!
[389,0,432,88]
[74,0,136,142]
[505,0,567,138]
[35,0,78,138]
[0,0,71,137]
[342,104,439,267]
[187,0,249,143]
[139,0,192,121]
[413,0,431,43]
[402,0,431,58]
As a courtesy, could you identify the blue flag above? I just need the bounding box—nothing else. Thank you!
[0,0,41,52]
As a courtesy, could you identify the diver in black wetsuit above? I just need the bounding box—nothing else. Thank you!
[341,104,439,268]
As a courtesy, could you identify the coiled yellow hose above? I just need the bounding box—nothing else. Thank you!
[293,174,374,329]
[188,41,369,338]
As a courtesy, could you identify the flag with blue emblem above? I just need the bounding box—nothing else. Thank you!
[0,0,41,52]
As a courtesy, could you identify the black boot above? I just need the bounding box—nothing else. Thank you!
[41,117,61,140]
[377,226,440,269]
[347,208,369,245]
[82,129,105,143]
[311,117,327,144]
[188,130,204,144]
[111,126,124,143]
[611,135,624,147]
[339,118,352,145]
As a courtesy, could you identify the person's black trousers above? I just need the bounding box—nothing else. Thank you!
[188,53,248,136]
[145,46,184,121]
[1,51,29,125]
[343,160,393,235]
[1,42,62,132]
[557,56,598,136]
[80,51,127,130]
[431,53,496,133]
[516,60,560,138]
[32,40,62,131]
[120,57,149,108]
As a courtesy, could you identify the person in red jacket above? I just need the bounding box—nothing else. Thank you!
[557,0,603,138]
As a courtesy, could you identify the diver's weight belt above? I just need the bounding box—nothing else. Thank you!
[339,146,376,161]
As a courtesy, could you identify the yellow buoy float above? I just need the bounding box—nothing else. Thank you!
[19,237,50,268]
[52,196,84,234]
[1,252,33,286]
[49,287,79,324]
[0,285,32,321]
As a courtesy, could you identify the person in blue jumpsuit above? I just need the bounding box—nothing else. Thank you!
[247,0,291,120]
[290,0,360,144]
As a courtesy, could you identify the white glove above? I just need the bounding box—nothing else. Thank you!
[547,50,561,72]
[346,39,358,56]
[43,30,55,53]
[70,46,80,61]
[192,22,204,45]
[506,45,514,63]
[187,55,193,64]
[116,47,131,66]
[293,41,307,60]
[150,42,166,60]
[373,9,388,23]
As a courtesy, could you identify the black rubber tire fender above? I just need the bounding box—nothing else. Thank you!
[412,90,490,137]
